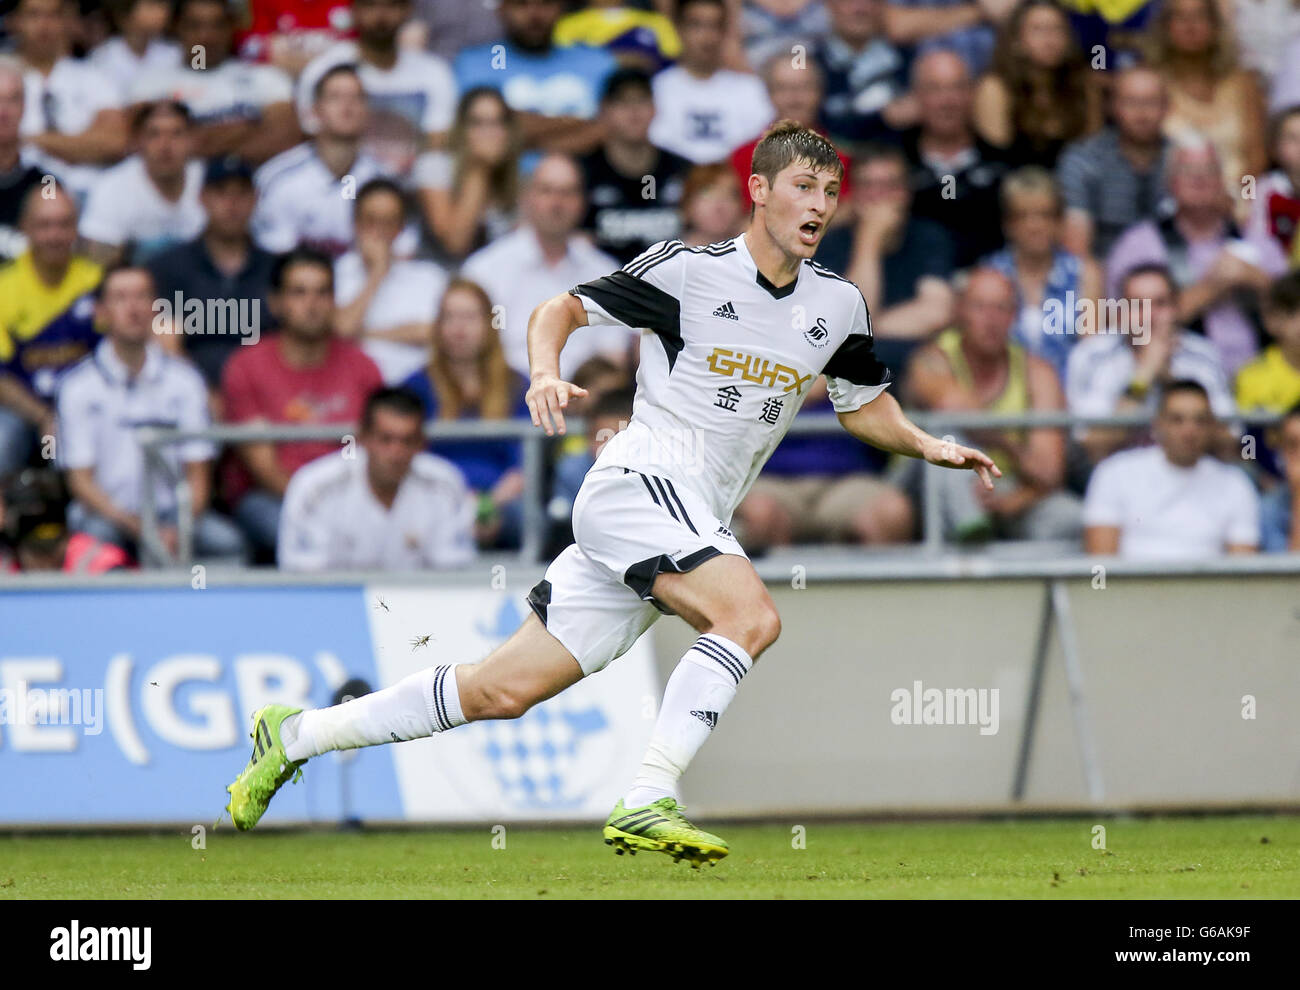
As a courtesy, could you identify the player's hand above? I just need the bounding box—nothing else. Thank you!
[526,373,589,437]
[923,435,1002,490]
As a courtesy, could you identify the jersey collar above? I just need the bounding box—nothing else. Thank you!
[736,233,800,300]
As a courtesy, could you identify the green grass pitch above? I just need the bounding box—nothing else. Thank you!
[2,815,1296,899]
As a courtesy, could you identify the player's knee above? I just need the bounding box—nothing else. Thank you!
[463,674,532,721]
[725,604,781,658]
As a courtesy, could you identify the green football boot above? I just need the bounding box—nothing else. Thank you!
[603,797,729,868]
[224,705,306,831]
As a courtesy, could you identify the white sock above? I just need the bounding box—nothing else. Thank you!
[623,634,752,808]
[281,664,466,762]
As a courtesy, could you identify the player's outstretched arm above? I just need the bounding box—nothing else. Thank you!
[837,391,1002,490]
[525,292,591,436]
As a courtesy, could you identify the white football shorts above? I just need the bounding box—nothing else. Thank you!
[527,464,748,676]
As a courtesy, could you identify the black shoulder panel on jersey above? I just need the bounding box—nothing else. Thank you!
[822,333,893,387]
[572,270,684,371]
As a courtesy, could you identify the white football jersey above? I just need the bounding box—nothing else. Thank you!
[571,234,893,524]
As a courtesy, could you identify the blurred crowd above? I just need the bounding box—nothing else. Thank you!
[1,0,1299,574]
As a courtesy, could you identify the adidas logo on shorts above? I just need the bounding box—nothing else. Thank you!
[690,710,720,729]
[712,301,739,321]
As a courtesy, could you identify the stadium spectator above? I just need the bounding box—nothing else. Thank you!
[401,278,531,549]
[1236,273,1300,415]
[740,0,831,69]
[729,54,851,212]
[253,64,391,258]
[1232,0,1300,86]
[904,267,1080,541]
[278,386,476,571]
[737,380,913,549]
[88,0,180,91]
[983,166,1102,382]
[78,101,206,265]
[581,68,690,264]
[1056,65,1171,261]
[14,0,128,199]
[679,162,746,247]
[1,468,132,572]
[1243,106,1300,262]
[1144,0,1268,193]
[146,156,274,391]
[461,154,629,380]
[0,186,101,477]
[647,0,774,165]
[811,0,910,146]
[127,0,300,165]
[1060,0,1156,75]
[411,0,500,61]
[0,58,44,263]
[901,50,1009,269]
[554,0,682,74]
[334,178,448,384]
[972,0,1101,169]
[220,248,383,557]
[56,263,248,564]
[1083,379,1260,558]
[418,87,521,261]
[1067,264,1235,465]
[817,143,956,377]
[1260,402,1300,552]
[454,0,619,155]
[296,0,456,178]
[237,0,356,75]
[882,0,1011,76]
[1105,139,1287,378]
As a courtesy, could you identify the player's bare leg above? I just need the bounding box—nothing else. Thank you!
[602,553,780,866]
[226,614,583,830]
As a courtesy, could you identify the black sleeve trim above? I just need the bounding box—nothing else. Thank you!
[573,270,683,372]
[822,333,893,387]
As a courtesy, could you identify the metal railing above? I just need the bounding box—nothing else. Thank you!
[133,410,1284,568]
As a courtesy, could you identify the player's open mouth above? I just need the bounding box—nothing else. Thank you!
[798,221,822,245]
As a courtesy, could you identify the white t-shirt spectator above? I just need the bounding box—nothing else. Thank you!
[89,36,182,93]
[460,226,630,379]
[20,57,124,199]
[1083,445,1261,559]
[79,156,207,259]
[57,339,215,518]
[252,142,393,256]
[296,42,457,135]
[334,251,449,383]
[648,66,775,165]
[128,59,293,126]
[1065,332,1237,420]
[278,447,476,571]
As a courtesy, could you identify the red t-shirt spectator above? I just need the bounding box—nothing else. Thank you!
[220,335,383,503]
[237,0,355,64]
[729,138,852,212]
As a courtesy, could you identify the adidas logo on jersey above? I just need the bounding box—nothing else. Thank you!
[690,710,720,729]
[712,301,739,321]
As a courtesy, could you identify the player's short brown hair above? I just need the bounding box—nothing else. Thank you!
[749,120,843,190]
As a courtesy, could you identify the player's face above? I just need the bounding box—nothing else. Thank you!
[362,408,424,489]
[139,110,193,180]
[435,288,490,361]
[316,74,369,139]
[754,161,841,260]
[1156,391,1214,466]
[0,71,23,144]
[98,270,157,345]
[274,264,335,340]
